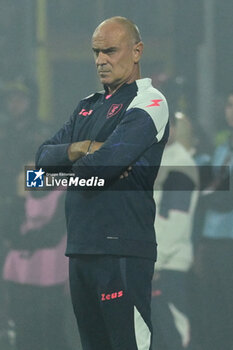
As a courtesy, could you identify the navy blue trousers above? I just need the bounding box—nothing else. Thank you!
[69,255,154,350]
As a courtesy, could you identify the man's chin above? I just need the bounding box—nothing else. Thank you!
[99,76,111,84]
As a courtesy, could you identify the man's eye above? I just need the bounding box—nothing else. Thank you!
[93,49,116,57]
[107,50,116,55]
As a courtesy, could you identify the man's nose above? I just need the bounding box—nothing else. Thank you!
[96,52,107,66]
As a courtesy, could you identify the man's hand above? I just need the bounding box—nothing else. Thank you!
[68,141,91,162]
[120,166,132,179]
[68,140,104,162]
[68,140,131,179]
[87,141,104,154]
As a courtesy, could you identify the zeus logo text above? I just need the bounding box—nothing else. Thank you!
[101,290,124,301]
[79,109,93,116]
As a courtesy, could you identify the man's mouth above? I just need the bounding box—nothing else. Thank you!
[98,70,110,74]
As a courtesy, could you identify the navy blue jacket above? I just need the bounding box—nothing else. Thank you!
[36,78,169,260]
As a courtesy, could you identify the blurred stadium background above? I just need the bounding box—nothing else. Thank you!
[0,1,232,350]
[0,0,232,135]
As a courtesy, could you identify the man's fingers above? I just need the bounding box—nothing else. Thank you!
[120,166,133,179]
[120,171,129,179]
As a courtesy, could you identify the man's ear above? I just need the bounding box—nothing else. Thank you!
[133,41,144,63]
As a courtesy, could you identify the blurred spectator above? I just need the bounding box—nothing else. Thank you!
[0,77,46,211]
[175,112,196,154]
[0,77,50,331]
[2,169,71,350]
[193,91,233,350]
[152,112,199,349]
[0,78,41,163]
[0,79,48,246]
[189,120,213,252]
[0,78,46,348]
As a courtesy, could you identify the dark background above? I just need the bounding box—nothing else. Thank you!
[1,0,232,135]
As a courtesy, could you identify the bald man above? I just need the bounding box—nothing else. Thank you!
[36,17,169,350]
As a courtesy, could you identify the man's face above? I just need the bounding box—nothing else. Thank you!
[6,92,30,117]
[92,23,141,91]
[225,94,233,128]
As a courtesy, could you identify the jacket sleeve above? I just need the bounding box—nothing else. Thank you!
[35,108,78,171]
[159,171,196,218]
[73,103,169,180]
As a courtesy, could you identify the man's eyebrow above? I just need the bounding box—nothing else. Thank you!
[92,47,117,53]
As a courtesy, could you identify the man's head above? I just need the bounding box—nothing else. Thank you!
[225,91,233,129]
[92,17,143,93]
[4,81,31,118]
